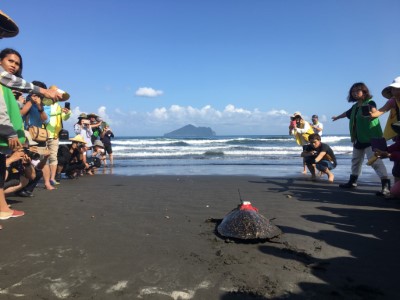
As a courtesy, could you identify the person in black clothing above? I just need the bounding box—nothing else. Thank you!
[301,133,337,182]
[100,122,114,166]
[57,135,86,179]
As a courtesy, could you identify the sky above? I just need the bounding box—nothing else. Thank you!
[1,0,399,136]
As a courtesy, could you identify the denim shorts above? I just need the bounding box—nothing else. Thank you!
[316,160,335,172]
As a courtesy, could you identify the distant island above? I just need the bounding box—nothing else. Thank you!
[164,124,216,137]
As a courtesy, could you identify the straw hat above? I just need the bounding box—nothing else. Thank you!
[382,77,400,99]
[69,135,86,144]
[93,140,104,148]
[87,113,99,118]
[78,113,87,119]
[0,10,19,38]
[291,112,302,119]
[24,130,38,146]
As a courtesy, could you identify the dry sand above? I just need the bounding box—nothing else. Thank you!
[0,175,399,299]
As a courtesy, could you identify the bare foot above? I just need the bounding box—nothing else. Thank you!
[302,170,307,174]
[328,173,334,183]
[45,184,55,190]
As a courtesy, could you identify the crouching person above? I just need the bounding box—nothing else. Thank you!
[301,133,337,182]
[57,135,86,179]
[4,148,36,196]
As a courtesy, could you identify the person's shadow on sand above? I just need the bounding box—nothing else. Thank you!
[249,177,400,299]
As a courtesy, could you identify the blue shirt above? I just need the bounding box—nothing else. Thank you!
[25,104,50,129]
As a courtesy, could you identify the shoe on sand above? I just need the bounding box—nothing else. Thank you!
[50,180,60,186]
[0,210,25,220]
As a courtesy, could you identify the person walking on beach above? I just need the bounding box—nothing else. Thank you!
[311,115,323,136]
[332,82,390,196]
[289,112,314,173]
[301,133,336,182]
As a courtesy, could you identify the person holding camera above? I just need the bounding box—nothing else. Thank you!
[45,92,71,185]
[17,132,47,197]
[332,82,390,196]
[289,112,314,174]
[87,113,102,144]
[100,122,114,166]
[20,81,55,190]
[311,115,323,136]
[74,114,93,174]
[4,142,37,197]
[0,10,63,224]
[301,133,336,182]
[57,135,86,179]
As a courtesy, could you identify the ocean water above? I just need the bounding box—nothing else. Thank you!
[105,135,392,183]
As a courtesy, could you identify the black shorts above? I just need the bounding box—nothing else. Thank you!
[0,153,5,189]
[104,144,112,154]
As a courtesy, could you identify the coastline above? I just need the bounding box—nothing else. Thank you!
[1,174,399,299]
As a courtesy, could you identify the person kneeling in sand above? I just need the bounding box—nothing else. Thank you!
[301,133,337,182]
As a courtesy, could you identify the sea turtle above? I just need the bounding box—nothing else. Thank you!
[217,200,281,240]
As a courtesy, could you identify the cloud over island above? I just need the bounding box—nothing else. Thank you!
[64,104,333,136]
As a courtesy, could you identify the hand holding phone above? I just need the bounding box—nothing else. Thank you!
[361,105,370,117]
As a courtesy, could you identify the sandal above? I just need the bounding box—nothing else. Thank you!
[0,210,25,220]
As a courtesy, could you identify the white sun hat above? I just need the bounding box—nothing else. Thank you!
[382,76,400,99]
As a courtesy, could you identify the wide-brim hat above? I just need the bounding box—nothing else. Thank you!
[93,140,104,148]
[24,130,38,146]
[0,10,19,38]
[69,134,87,144]
[382,76,400,99]
[87,113,99,118]
[291,111,302,119]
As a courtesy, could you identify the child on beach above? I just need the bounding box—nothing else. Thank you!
[332,82,390,196]
[289,112,314,174]
[100,122,114,166]
[301,133,336,182]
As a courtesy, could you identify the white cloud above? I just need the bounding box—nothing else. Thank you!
[135,87,163,97]
[66,104,323,136]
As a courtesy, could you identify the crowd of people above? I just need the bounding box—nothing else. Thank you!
[290,77,400,199]
[1,7,400,230]
[0,10,114,224]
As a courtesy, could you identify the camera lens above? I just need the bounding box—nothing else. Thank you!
[24,148,40,160]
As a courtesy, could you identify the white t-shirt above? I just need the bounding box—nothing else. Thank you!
[312,122,323,136]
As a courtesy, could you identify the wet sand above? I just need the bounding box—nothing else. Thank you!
[0,175,399,299]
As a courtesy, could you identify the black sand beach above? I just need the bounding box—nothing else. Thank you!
[0,175,399,299]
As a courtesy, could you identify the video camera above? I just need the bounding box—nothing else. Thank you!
[23,148,40,160]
